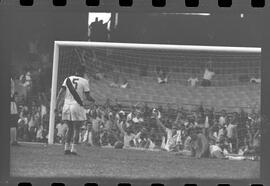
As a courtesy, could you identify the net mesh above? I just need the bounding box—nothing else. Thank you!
[57,44,261,111]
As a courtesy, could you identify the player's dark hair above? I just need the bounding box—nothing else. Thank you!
[75,65,86,77]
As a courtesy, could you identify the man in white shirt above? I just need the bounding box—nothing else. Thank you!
[187,76,199,87]
[155,115,182,152]
[202,68,215,87]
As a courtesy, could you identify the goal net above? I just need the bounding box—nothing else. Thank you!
[49,41,261,144]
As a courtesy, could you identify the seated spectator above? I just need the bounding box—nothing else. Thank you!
[155,114,182,152]
[201,68,215,87]
[110,70,120,88]
[56,122,68,144]
[189,129,210,158]
[250,77,261,84]
[187,74,199,87]
[36,120,49,143]
[120,78,130,89]
[28,112,40,142]
[109,82,119,88]
[156,68,169,84]
[209,141,226,159]
[95,71,105,80]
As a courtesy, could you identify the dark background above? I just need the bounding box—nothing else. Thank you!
[1,0,269,185]
[10,10,262,71]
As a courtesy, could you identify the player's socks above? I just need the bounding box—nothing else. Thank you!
[64,143,71,155]
[64,143,71,151]
[71,144,78,155]
[71,144,76,153]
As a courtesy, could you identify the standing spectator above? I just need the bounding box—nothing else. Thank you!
[237,109,248,150]
[91,112,102,146]
[219,110,227,126]
[89,17,99,41]
[187,74,199,87]
[226,116,238,153]
[10,77,20,146]
[201,67,215,87]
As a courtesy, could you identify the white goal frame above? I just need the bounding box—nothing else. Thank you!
[48,41,261,144]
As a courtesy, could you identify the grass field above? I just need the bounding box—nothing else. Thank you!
[10,143,260,179]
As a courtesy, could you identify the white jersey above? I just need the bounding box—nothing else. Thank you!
[62,76,90,106]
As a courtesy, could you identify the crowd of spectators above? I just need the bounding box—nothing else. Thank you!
[12,64,261,160]
[11,54,261,160]
[50,100,260,160]
[11,38,261,160]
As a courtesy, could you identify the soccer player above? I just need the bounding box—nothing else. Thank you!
[55,66,95,155]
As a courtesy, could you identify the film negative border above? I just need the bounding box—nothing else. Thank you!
[0,0,267,10]
[13,0,268,8]
[1,1,269,186]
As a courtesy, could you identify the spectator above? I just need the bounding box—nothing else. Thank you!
[201,67,215,87]
[120,77,130,89]
[89,17,99,41]
[209,141,226,159]
[10,77,19,146]
[91,112,102,146]
[190,129,209,158]
[155,114,182,152]
[250,77,261,84]
[56,122,68,144]
[20,71,32,89]
[219,110,227,126]
[156,68,169,84]
[187,74,199,87]
[28,112,40,142]
[226,115,238,153]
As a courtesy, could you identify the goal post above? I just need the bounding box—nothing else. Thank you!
[48,41,261,144]
[48,43,60,144]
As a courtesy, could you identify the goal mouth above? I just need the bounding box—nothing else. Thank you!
[48,41,261,144]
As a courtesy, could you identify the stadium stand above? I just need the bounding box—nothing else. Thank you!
[57,47,261,112]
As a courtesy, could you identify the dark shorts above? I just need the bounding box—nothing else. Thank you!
[10,114,18,128]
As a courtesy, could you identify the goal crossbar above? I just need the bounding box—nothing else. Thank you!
[55,41,261,53]
[48,41,261,144]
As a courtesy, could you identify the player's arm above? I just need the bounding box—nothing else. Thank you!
[84,91,95,103]
[55,86,66,112]
[155,116,167,132]
[174,112,181,125]
[83,79,95,104]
